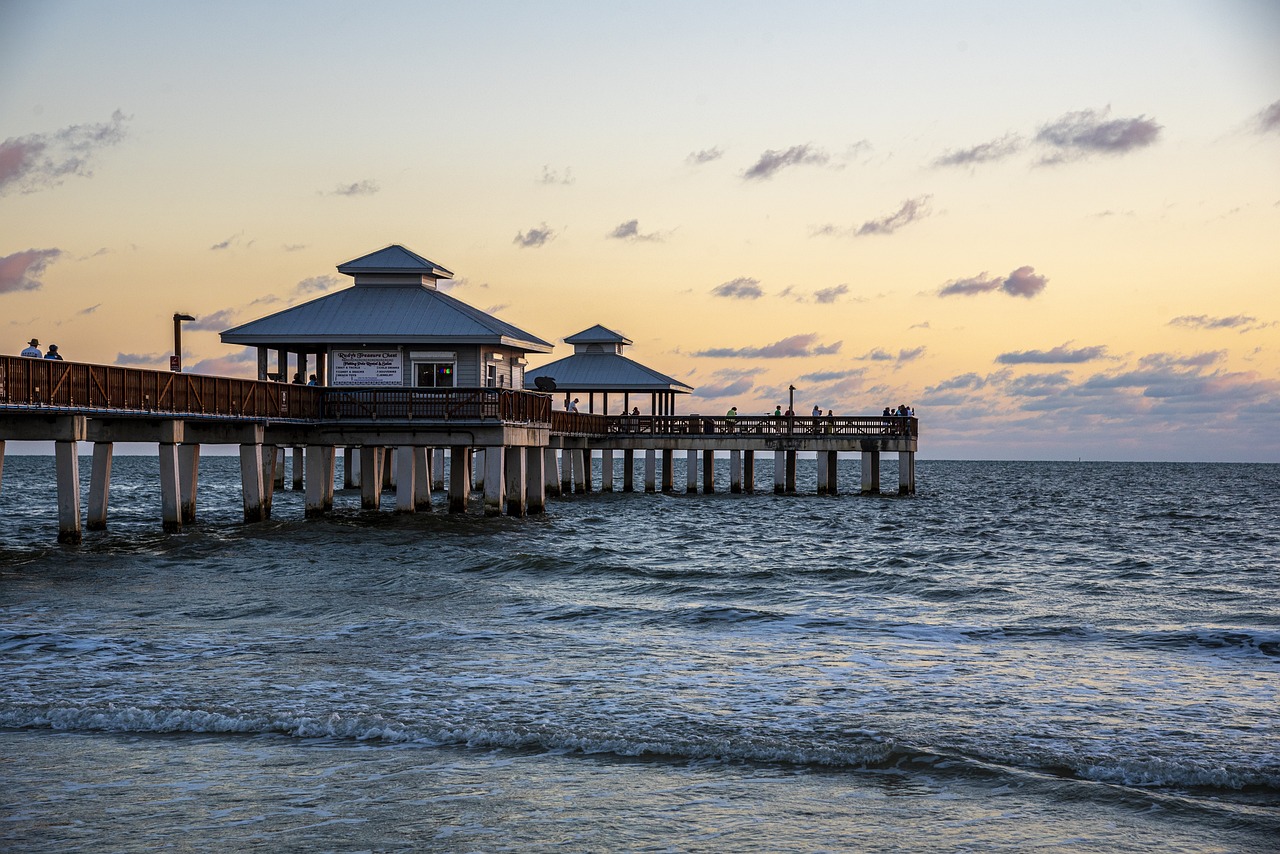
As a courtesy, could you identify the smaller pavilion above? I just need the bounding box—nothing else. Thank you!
[524,324,693,415]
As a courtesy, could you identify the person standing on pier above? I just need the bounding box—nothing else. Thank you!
[20,338,41,357]
[726,406,737,431]
[43,344,64,360]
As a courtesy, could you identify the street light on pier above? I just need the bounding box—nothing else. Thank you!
[172,313,195,372]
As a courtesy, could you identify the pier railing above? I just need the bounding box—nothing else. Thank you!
[0,356,322,419]
[321,388,552,423]
[600,414,918,438]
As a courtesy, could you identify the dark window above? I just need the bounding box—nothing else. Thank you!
[415,362,454,388]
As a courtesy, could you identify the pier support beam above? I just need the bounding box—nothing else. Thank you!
[292,446,304,491]
[687,450,698,493]
[702,450,715,494]
[55,439,82,544]
[158,422,183,534]
[861,450,881,495]
[600,448,614,492]
[527,446,546,514]
[179,443,200,523]
[433,449,446,491]
[786,451,797,494]
[816,450,831,495]
[449,446,471,513]
[304,445,332,518]
[774,451,785,494]
[360,446,384,510]
[261,445,277,519]
[898,451,916,495]
[344,447,356,488]
[827,451,839,496]
[644,449,656,493]
[544,448,560,497]
[662,449,674,493]
[505,446,527,517]
[395,445,417,513]
[86,442,113,531]
[382,448,395,492]
[0,440,5,495]
[560,449,573,494]
[730,450,742,493]
[474,449,485,491]
[572,449,587,494]
[483,447,505,516]
[239,444,265,522]
[274,447,286,490]
[744,450,755,494]
[622,449,635,492]
[414,447,432,511]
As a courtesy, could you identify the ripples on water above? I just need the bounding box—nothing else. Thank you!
[1,456,1278,852]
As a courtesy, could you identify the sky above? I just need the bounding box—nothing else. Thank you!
[1,0,1277,461]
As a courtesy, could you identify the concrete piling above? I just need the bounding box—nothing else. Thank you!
[87,442,113,530]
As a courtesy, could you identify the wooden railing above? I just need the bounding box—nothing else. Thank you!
[0,355,322,419]
[321,388,551,423]
[597,414,918,438]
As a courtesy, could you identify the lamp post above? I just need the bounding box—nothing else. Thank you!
[172,313,195,372]
[788,384,796,433]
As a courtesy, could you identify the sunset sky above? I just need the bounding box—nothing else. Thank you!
[2,1,1277,461]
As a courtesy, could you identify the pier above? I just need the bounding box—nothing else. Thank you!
[0,244,917,543]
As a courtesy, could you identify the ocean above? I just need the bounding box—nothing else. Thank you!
[1,455,1277,852]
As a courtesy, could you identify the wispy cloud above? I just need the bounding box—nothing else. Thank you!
[0,248,63,293]
[1168,314,1271,333]
[813,196,932,238]
[329,180,379,196]
[115,352,167,367]
[514,223,556,248]
[710,276,763,300]
[938,265,1048,299]
[933,134,1024,168]
[184,309,239,331]
[1253,99,1280,134]
[858,346,926,363]
[607,219,664,242]
[686,147,724,165]
[742,144,830,180]
[813,284,849,304]
[694,333,841,358]
[1034,107,1161,164]
[690,369,755,399]
[485,303,509,314]
[0,110,129,196]
[539,165,574,185]
[188,347,258,377]
[78,303,102,315]
[210,233,242,251]
[295,274,340,294]
[996,343,1108,364]
[282,243,307,252]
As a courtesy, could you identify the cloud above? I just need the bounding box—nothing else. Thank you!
[799,369,863,383]
[813,284,849,304]
[686,147,724,165]
[1139,351,1225,369]
[0,248,63,293]
[996,343,1108,364]
[514,223,556,248]
[857,346,926,363]
[692,377,755,399]
[78,303,102,315]
[295,274,340,294]
[1006,372,1073,397]
[188,348,258,377]
[742,144,830,180]
[898,346,926,362]
[938,265,1048,298]
[1034,107,1161,163]
[115,352,167,367]
[283,243,307,252]
[330,180,379,196]
[0,110,129,196]
[485,303,509,314]
[1168,314,1270,333]
[933,134,1024,168]
[184,308,239,331]
[1254,100,1280,134]
[693,333,841,358]
[539,165,574,185]
[210,233,241,251]
[607,219,663,242]
[711,276,763,299]
[814,196,932,238]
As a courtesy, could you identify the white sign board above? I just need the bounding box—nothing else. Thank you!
[330,350,403,386]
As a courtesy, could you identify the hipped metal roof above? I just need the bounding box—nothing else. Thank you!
[525,345,693,393]
[221,245,552,351]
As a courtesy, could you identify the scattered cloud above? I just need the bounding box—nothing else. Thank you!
[711,276,764,300]
[692,377,755,399]
[188,347,257,377]
[539,165,574,185]
[283,243,307,252]
[742,144,830,180]
[485,303,509,314]
[686,147,724,165]
[933,133,1024,168]
[799,368,863,383]
[813,284,849,304]
[996,343,1108,364]
[1253,100,1280,134]
[514,223,556,248]
[938,265,1048,299]
[1168,314,1272,333]
[607,219,664,242]
[909,321,931,330]
[694,333,841,358]
[898,346,926,362]
[185,308,239,331]
[114,352,167,367]
[0,110,129,196]
[0,248,63,293]
[813,195,932,238]
[210,233,242,251]
[1034,107,1161,164]
[1140,351,1225,369]
[78,303,102,315]
[329,179,379,196]
[295,274,340,294]
[857,346,926,363]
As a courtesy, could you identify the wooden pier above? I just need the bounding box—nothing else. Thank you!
[0,355,917,543]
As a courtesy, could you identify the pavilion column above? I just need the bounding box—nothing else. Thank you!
[275,349,285,383]
[560,448,573,494]
[86,442,113,531]
[730,450,742,494]
[305,444,331,518]
[257,347,268,381]
[600,448,614,491]
[360,446,384,510]
[622,449,635,492]
[395,445,417,513]
[861,450,881,495]
[504,446,527,517]
[527,446,546,514]
[544,448,561,497]
[702,449,715,494]
[55,438,82,544]
[414,447,432,511]
[744,450,755,494]
[315,351,326,385]
[686,450,698,493]
[644,449,656,492]
[785,450,797,494]
[292,446,304,490]
[433,449,446,491]
[661,449,674,493]
[179,443,200,523]
[484,446,505,516]
[344,447,356,488]
[449,446,471,513]
[774,450,786,494]
[898,451,916,495]
[239,443,265,522]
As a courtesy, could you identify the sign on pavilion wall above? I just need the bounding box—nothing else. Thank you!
[330,349,403,386]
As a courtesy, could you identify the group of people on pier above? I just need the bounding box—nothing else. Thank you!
[18,338,63,360]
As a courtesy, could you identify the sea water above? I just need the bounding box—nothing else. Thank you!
[1,456,1277,852]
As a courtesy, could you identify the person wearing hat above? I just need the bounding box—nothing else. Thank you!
[20,338,41,357]
[44,344,64,361]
